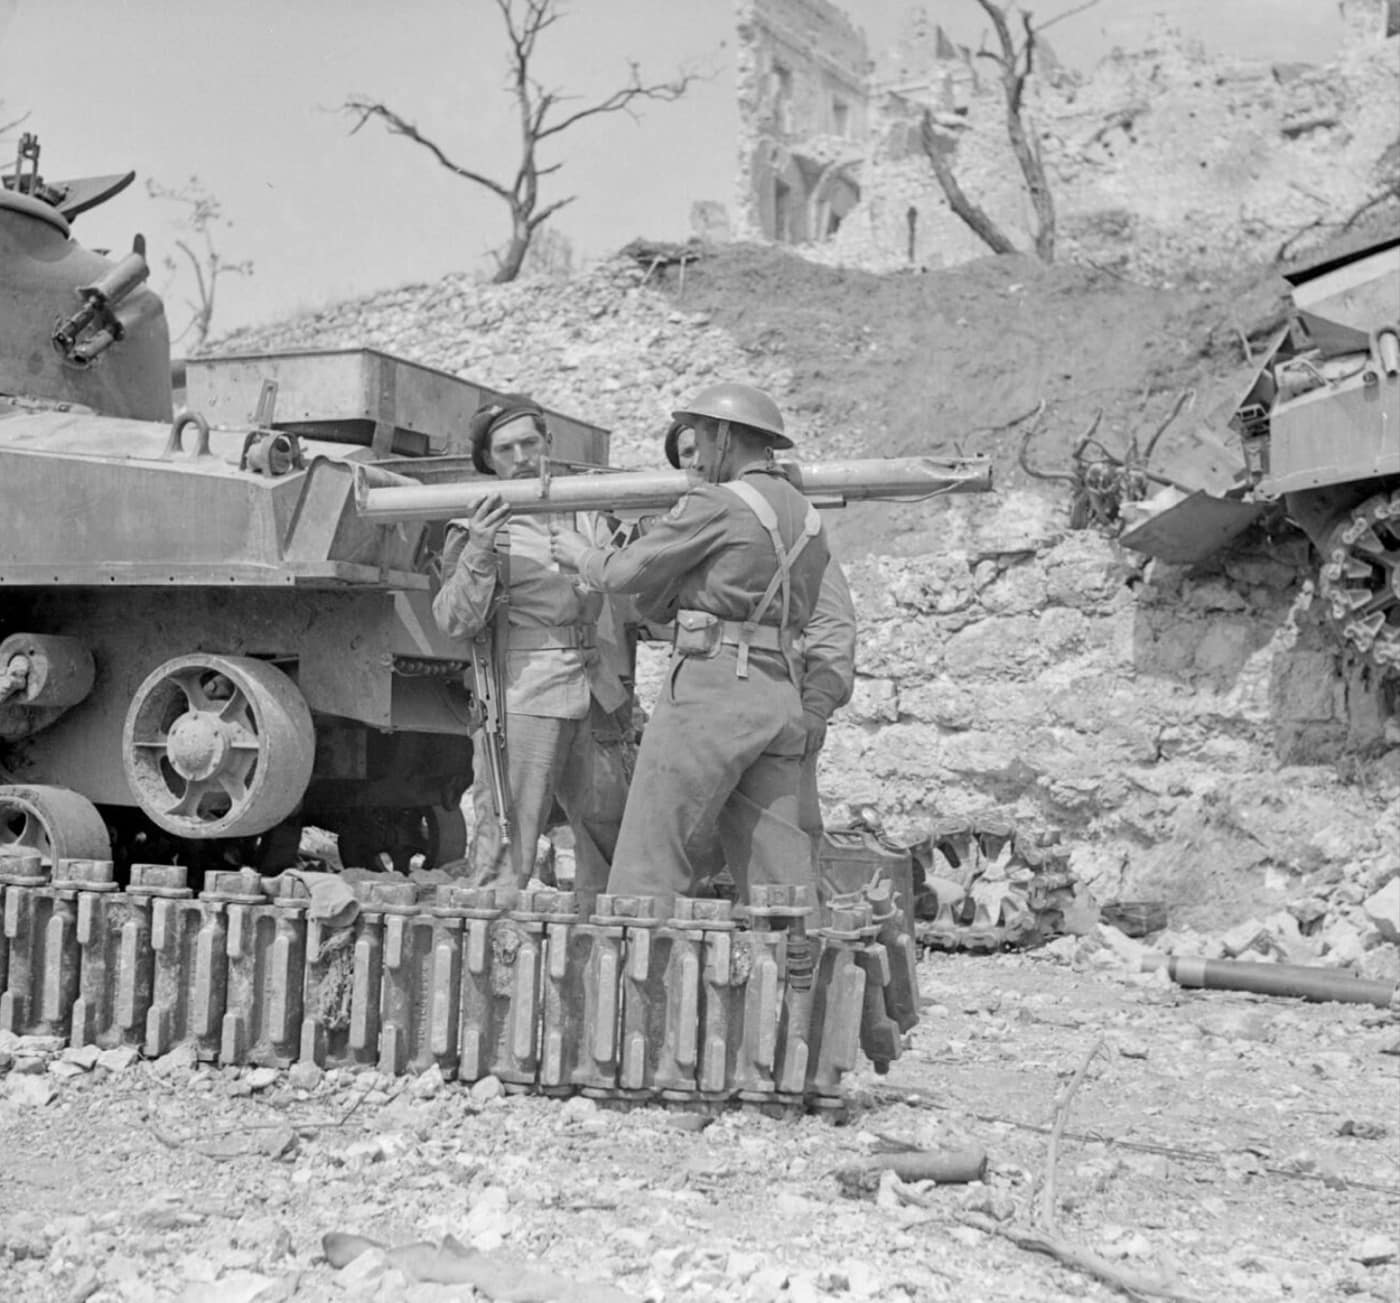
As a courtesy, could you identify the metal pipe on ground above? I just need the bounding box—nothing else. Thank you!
[1143,953,1399,1009]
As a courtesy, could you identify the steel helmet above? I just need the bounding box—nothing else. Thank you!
[671,382,792,449]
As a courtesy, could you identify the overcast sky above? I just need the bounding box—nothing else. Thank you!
[0,1,1344,340]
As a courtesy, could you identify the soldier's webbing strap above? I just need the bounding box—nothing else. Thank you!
[722,479,821,680]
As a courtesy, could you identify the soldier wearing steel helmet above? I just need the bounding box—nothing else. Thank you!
[663,415,858,886]
[550,382,830,910]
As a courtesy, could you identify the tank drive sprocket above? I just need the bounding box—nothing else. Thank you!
[1318,489,1400,674]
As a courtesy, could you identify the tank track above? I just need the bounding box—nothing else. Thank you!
[910,815,1076,953]
[0,855,918,1114]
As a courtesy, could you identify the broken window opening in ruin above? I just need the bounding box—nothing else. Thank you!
[773,61,794,134]
[774,176,794,242]
[832,96,851,138]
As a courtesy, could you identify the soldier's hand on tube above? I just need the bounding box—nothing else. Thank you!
[800,710,828,759]
[463,493,511,557]
[549,523,590,571]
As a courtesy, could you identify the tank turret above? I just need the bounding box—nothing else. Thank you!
[0,133,172,420]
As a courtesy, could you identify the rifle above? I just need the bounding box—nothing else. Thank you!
[467,542,513,849]
[353,455,992,524]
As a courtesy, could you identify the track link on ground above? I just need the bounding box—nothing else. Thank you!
[0,855,918,1114]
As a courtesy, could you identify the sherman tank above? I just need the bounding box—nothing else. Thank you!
[1120,234,1400,672]
[0,137,608,876]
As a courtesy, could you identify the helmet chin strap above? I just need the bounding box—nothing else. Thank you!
[707,419,731,485]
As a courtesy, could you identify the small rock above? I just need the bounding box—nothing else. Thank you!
[1337,1118,1388,1140]
[155,1043,200,1076]
[97,1045,140,1074]
[650,1246,691,1277]
[1115,1036,1150,1060]
[470,1075,504,1102]
[839,1257,882,1299]
[48,1060,87,1080]
[560,1094,597,1121]
[411,1064,444,1099]
[1320,917,1366,966]
[245,1067,279,1091]
[1349,1234,1396,1266]
[17,1034,64,1055]
[12,1055,47,1075]
[336,1246,389,1288]
[1362,878,1400,943]
[1220,918,1269,958]
[287,1061,324,1092]
[5,1074,56,1107]
[60,1044,102,1069]
[725,1250,763,1282]
[746,1266,788,1302]
[0,1049,12,1073]
[669,1112,713,1133]
[181,1270,278,1303]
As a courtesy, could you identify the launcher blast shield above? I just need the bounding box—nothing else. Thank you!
[352,455,993,525]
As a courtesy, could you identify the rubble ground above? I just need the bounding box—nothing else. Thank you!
[2,949,1396,1303]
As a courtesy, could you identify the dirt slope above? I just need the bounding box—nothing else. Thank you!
[630,240,1293,562]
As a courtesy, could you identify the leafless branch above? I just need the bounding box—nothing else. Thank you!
[935,1,1057,261]
[1141,389,1195,463]
[342,100,513,202]
[1034,0,1102,38]
[536,64,698,142]
[342,0,698,282]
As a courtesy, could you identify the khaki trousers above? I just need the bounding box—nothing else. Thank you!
[466,700,629,901]
[606,649,811,914]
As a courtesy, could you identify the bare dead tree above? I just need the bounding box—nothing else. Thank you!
[343,0,698,284]
[146,177,254,351]
[920,1,1096,262]
[920,111,1018,256]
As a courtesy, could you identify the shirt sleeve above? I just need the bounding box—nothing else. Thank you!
[575,488,729,608]
[431,523,499,640]
[801,558,857,720]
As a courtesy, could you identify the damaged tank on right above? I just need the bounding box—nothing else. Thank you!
[1122,234,1400,672]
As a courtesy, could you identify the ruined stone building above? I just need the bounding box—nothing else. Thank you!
[732,0,1400,279]
[734,0,870,246]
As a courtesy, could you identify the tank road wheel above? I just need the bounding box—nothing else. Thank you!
[0,784,112,870]
[122,655,315,840]
[1318,490,1400,673]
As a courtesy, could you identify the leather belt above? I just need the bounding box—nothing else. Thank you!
[695,619,785,652]
[509,623,596,652]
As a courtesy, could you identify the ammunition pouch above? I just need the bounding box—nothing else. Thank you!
[673,610,785,660]
[673,610,723,659]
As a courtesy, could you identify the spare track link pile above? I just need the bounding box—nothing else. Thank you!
[0,856,919,1113]
[913,815,1076,953]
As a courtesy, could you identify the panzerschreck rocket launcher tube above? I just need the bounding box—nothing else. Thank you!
[352,455,994,524]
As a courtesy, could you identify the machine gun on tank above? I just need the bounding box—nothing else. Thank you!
[350,454,994,523]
